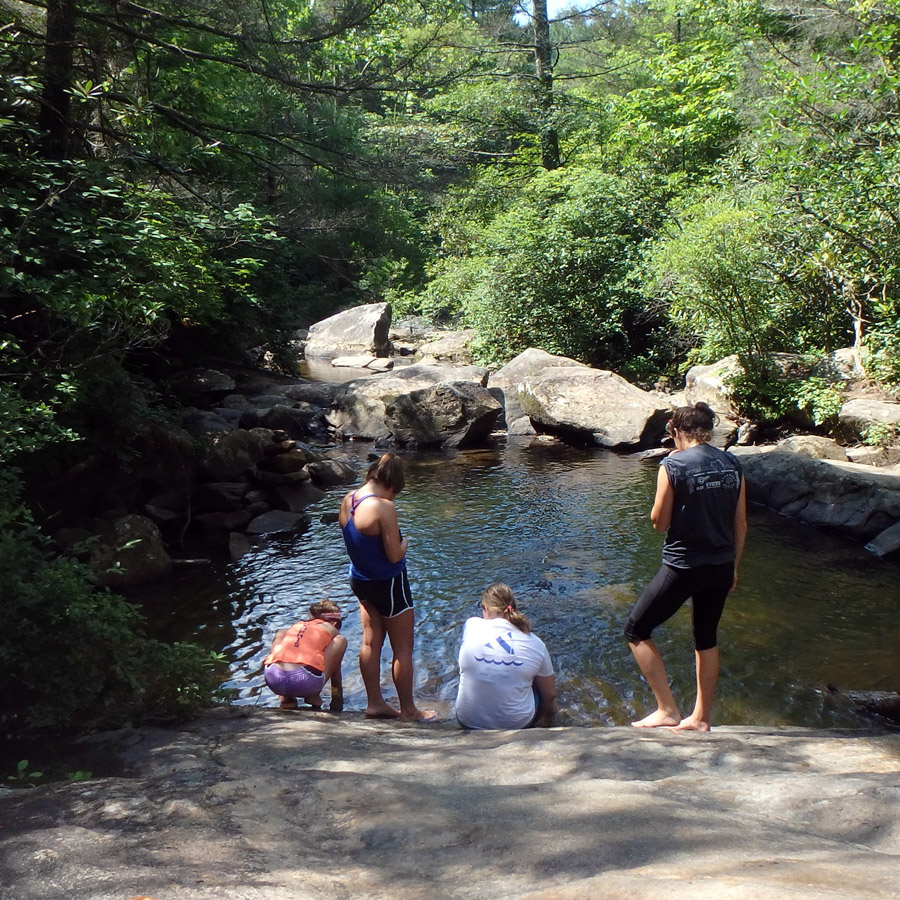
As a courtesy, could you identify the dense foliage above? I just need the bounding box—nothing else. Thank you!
[4,0,900,734]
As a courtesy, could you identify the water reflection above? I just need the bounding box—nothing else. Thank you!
[143,439,900,730]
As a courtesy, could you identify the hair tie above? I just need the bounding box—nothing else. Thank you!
[506,605,514,612]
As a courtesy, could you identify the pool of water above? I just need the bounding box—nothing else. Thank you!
[140,439,900,729]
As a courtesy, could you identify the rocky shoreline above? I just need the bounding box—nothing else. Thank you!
[2,709,899,900]
[41,303,900,588]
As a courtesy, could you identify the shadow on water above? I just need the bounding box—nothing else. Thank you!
[138,438,900,730]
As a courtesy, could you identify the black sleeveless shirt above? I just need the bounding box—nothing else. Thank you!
[661,443,742,569]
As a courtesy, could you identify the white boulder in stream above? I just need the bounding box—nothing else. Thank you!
[489,348,588,431]
[327,363,493,446]
[519,367,671,449]
[304,302,392,359]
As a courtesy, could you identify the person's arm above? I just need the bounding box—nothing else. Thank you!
[649,462,674,533]
[731,477,748,593]
[329,665,344,713]
[534,674,558,727]
[377,500,408,563]
[268,628,288,656]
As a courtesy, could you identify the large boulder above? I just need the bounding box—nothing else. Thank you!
[90,515,172,587]
[489,348,589,429]
[778,435,848,461]
[239,403,327,440]
[415,329,478,365]
[385,382,502,448]
[685,353,812,419]
[835,398,900,445]
[166,368,236,404]
[304,302,392,359]
[731,445,900,539]
[518,367,671,449]
[326,363,490,442]
[202,429,271,480]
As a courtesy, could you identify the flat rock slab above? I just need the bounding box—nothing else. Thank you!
[1,711,899,900]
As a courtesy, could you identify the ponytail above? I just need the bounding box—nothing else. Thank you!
[481,583,532,634]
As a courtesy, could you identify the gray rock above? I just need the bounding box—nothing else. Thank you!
[281,382,341,407]
[239,403,326,439]
[268,482,327,512]
[307,459,359,486]
[257,448,311,476]
[246,509,311,535]
[864,520,900,557]
[846,445,900,467]
[779,435,848,461]
[304,302,392,359]
[202,429,270,481]
[385,382,502,448]
[327,363,490,441]
[685,353,813,419]
[732,445,900,539]
[3,714,897,900]
[812,346,867,381]
[414,329,477,364]
[519,367,670,449]
[180,409,234,435]
[836,398,900,444]
[166,367,236,402]
[89,514,172,587]
[192,482,251,513]
[507,415,537,435]
[489,348,588,428]
[228,531,253,561]
[332,355,394,371]
[191,512,253,546]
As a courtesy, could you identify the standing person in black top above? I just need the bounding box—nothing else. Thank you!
[625,402,747,732]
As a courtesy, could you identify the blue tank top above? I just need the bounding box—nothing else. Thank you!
[340,492,406,581]
[661,443,742,569]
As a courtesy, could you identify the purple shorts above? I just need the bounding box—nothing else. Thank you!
[264,664,326,699]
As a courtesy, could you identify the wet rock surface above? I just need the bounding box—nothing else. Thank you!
[2,710,898,900]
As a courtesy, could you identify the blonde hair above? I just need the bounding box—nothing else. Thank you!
[481,583,531,634]
[309,599,342,625]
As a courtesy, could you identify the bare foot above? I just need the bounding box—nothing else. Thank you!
[278,698,298,711]
[671,716,711,733]
[365,704,401,719]
[632,709,680,728]
[399,708,438,723]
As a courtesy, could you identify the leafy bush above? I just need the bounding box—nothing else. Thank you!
[406,165,664,368]
[0,521,225,732]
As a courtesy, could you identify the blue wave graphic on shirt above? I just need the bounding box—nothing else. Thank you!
[474,655,524,666]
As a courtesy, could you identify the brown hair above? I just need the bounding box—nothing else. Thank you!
[366,452,405,494]
[670,402,716,443]
[310,599,342,627]
[481,583,531,634]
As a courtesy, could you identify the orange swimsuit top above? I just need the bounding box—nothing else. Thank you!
[264,619,334,671]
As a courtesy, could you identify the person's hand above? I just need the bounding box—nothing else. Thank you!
[730,573,739,593]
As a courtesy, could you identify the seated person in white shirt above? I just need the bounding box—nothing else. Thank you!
[455,583,557,730]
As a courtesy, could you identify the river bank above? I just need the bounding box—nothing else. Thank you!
[2,707,898,900]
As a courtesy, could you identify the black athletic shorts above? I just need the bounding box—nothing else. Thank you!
[350,570,413,618]
[624,562,734,651]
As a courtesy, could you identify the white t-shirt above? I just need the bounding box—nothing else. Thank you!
[455,616,554,730]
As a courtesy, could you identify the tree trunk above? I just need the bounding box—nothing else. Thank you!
[39,0,76,159]
[531,0,559,170]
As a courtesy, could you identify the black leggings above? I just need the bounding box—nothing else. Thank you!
[624,562,734,652]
